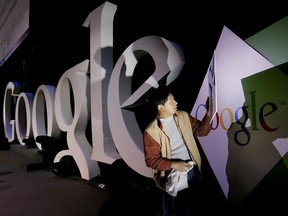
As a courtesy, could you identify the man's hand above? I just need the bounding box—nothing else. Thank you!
[171,160,192,172]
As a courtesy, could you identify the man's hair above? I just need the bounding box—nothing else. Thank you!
[148,86,172,111]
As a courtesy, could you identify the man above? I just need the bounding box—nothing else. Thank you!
[143,86,211,215]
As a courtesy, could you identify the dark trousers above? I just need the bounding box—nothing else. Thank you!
[162,167,203,216]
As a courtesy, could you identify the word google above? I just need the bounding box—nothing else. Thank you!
[3,2,186,180]
[195,90,279,147]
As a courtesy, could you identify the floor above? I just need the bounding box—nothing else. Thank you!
[0,153,109,216]
[0,144,162,216]
[2,143,287,216]
[0,142,234,216]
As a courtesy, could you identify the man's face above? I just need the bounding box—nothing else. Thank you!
[158,93,178,118]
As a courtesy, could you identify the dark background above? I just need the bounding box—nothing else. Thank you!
[1,1,287,105]
[1,0,287,131]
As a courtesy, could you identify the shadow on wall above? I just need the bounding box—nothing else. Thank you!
[226,62,288,214]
